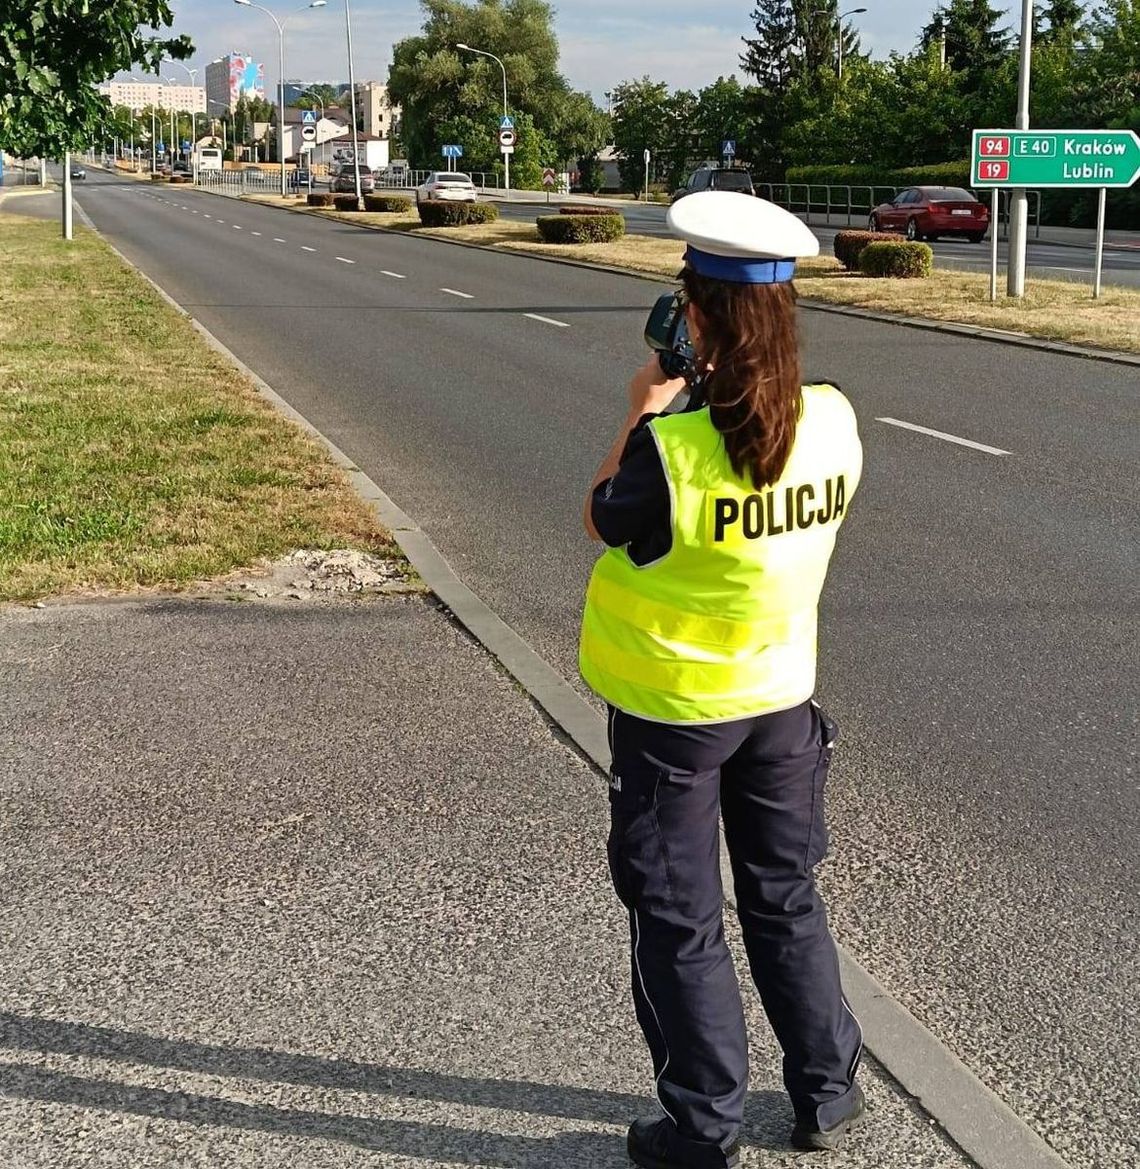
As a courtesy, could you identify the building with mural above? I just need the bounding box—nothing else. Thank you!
[205,53,266,115]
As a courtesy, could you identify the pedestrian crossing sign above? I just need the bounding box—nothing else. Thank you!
[302,110,317,124]
[500,115,515,130]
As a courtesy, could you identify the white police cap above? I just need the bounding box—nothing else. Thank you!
[666,190,820,284]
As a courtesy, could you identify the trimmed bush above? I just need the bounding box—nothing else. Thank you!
[416,201,499,226]
[332,194,362,211]
[858,241,934,279]
[536,213,626,244]
[833,229,902,271]
[363,194,412,213]
[786,161,972,189]
[307,192,334,207]
[558,204,619,216]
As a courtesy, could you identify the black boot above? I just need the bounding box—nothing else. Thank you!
[790,1085,867,1152]
[627,1117,740,1169]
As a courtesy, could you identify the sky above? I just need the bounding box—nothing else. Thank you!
[134,1,1033,98]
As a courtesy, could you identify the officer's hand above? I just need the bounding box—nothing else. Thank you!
[628,356,686,417]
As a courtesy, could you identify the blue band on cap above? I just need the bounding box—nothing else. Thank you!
[684,246,796,284]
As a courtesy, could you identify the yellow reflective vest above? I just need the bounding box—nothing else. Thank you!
[580,384,862,724]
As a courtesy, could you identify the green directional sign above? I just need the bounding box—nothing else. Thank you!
[971,129,1140,189]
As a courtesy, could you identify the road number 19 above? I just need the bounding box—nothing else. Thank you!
[979,137,1010,157]
[978,160,1010,181]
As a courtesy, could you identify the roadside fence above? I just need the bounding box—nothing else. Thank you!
[757,182,1042,238]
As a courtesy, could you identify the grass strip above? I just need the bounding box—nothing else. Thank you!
[0,214,394,603]
[262,199,1139,355]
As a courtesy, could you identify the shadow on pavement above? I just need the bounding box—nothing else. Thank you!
[0,1012,788,1163]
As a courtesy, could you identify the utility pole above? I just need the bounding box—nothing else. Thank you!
[1008,0,1034,298]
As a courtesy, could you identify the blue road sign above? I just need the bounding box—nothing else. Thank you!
[157,142,165,154]
[442,144,463,159]
[500,115,515,130]
[722,139,736,157]
[302,109,317,124]
[181,140,191,150]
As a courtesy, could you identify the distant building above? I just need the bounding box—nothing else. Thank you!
[98,80,205,113]
[354,81,400,140]
[205,53,265,115]
[283,80,348,106]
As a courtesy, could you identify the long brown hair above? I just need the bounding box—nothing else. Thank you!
[680,267,802,489]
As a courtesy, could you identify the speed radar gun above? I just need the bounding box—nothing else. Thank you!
[645,292,697,381]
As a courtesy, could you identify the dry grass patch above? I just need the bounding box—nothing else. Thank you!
[0,214,395,602]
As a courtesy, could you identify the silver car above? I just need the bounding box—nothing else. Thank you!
[332,166,375,194]
[416,172,478,205]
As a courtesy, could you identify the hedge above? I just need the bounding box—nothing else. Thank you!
[416,201,499,226]
[363,194,412,213]
[558,204,620,216]
[307,192,334,207]
[858,241,934,279]
[833,229,902,270]
[333,194,362,211]
[786,161,971,189]
[536,213,626,244]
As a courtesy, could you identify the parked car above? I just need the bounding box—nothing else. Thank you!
[671,166,755,203]
[290,168,314,189]
[416,172,479,205]
[331,166,374,194]
[69,165,86,180]
[171,161,191,176]
[869,186,989,242]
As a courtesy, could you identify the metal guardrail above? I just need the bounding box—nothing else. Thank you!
[756,182,1042,237]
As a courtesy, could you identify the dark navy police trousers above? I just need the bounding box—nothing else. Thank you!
[606,699,863,1149]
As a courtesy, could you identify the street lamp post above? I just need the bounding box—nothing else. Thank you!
[233,0,327,198]
[172,62,200,180]
[456,43,510,197]
[1008,0,1034,298]
[207,99,230,156]
[165,78,180,171]
[129,75,158,171]
[344,0,363,207]
[836,8,867,81]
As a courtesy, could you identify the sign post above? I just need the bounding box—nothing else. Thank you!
[989,188,999,303]
[542,166,557,203]
[499,116,515,198]
[972,128,1140,299]
[643,148,651,203]
[442,144,463,172]
[721,139,736,166]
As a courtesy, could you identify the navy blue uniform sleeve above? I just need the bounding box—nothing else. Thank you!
[591,417,670,554]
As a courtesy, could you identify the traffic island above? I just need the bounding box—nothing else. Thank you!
[0,213,400,603]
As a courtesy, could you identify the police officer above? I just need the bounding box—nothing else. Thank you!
[580,192,865,1169]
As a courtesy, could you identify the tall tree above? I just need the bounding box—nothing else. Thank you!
[609,77,674,190]
[921,0,1010,76]
[1039,0,1087,41]
[386,0,605,179]
[741,0,800,90]
[0,0,190,159]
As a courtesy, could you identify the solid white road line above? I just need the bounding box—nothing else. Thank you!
[440,287,474,298]
[524,313,570,328]
[877,416,1011,457]
[381,270,405,279]
[301,245,316,252]
[336,256,355,264]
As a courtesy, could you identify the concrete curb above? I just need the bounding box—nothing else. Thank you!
[84,202,1072,1169]
[201,188,1139,369]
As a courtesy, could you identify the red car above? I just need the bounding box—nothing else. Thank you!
[869,186,989,243]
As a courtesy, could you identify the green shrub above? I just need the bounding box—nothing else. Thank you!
[559,204,620,216]
[858,241,934,279]
[536,213,626,244]
[833,229,902,270]
[786,161,972,189]
[307,192,334,207]
[576,153,604,194]
[416,201,499,226]
[332,194,361,211]
[363,194,412,213]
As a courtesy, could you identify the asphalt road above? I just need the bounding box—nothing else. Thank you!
[491,198,1140,287]
[50,170,1140,1168]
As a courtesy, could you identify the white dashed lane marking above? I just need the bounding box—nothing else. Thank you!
[273,237,286,243]
[381,270,405,279]
[524,313,570,328]
[440,288,473,298]
[877,417,1011,457]
[232,225,242,230]
[301,246,316,252]
[251,231,261,236]
[336,256,355,264]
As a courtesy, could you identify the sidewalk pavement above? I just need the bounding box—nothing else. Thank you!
[0,587,974,1169]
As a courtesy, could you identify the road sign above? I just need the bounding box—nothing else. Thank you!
[542,167,557,187]
[500,145,515,155]
[301,123,316,142]
[442,144,463,159]
[301,109,317,124]
[499,127,516,149]
[721,139,736,157]
[971,129,1140,189]
[500,115,515,130]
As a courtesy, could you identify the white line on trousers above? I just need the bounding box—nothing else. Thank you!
[877,417,1011,456]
